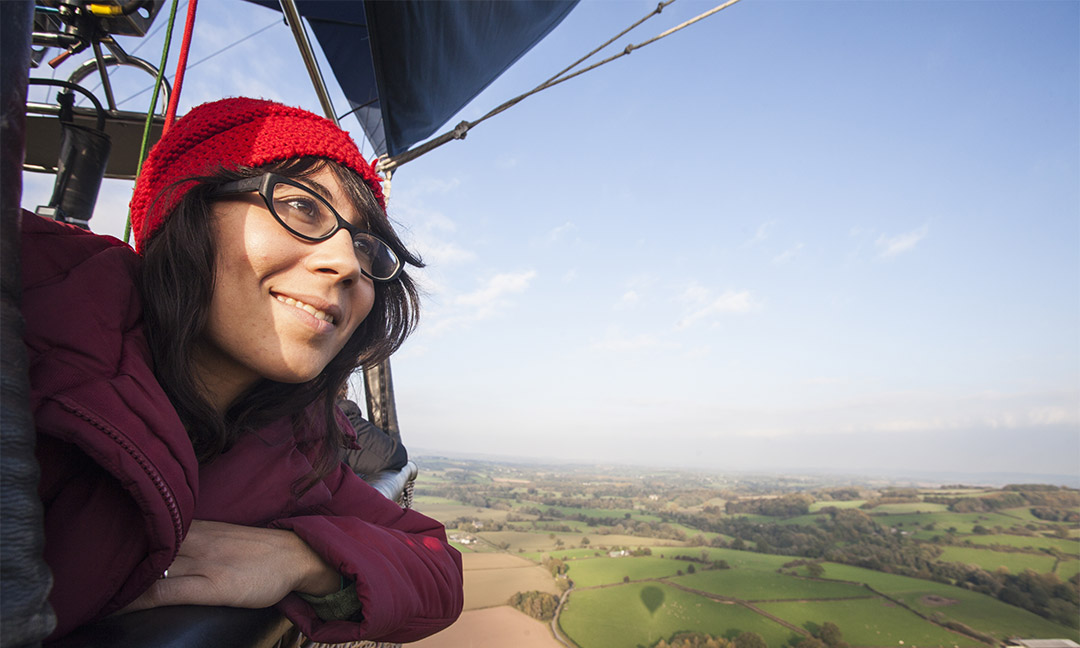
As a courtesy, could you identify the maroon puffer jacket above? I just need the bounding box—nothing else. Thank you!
[22,212,462,643]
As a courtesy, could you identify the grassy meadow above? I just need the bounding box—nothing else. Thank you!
[757,598,981,647]
[937,546,1059,574]
[801,562,1080,640]
[559,582,794,648]
[414,459,1079,646]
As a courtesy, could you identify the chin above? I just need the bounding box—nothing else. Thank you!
[265,365,330,385]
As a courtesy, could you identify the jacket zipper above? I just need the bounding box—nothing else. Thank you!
[60,399,185,554]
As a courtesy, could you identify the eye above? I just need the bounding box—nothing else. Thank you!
[275,196,322,224]
[353,236,376,260]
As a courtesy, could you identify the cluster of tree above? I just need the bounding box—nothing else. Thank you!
[594,519,688,541]
[794,621,848,648]
[725,494,814,518]
[542,556,568,577]
[507,590,559,621]
[813,487,863,502]
[533,522,576,533]
[653,632,733,648]
[672,552,731,570]
[923,487,1080,514]
[942,565,1080,628]
[448,516,509,532]
[1030,507,1080,523]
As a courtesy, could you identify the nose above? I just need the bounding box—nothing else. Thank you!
[307,228,362,285]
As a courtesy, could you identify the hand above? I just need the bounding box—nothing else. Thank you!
[119,520,340,613]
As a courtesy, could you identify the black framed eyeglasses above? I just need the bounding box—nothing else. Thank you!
[209,173,402,282]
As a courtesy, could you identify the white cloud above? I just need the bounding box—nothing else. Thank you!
[546,221,576,243]
[456,271,536,309]
[876,224,929,259]
[415,240,475,266]
[422,271,537,336]
[772,242,804,264]
[675,283,758,329]
[745,220,775,246]
[616,275,657,309]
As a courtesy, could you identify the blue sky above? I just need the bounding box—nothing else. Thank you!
[22,0,1079,481]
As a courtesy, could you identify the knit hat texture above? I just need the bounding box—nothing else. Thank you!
[129,97,385,252]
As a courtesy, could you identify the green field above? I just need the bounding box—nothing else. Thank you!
[479,529,685,553]
[939,546,1058,574]
[867,502,951,514]
[521,547,603,562]
[964,534,1080,556]
[869,511,1023,534]
[807,562,1080,640]
[671,569,870,602]
[1057,560,1080,580]
[567,556,696,588]
[759,598,982,647]
[449,540,475,553]
[689,547,798,571]
[559,583,794,648]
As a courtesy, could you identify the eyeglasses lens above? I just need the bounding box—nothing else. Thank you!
[270,180,401,281]
[271,182,337,238]
[353,234,401,280]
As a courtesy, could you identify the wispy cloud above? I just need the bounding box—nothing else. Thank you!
[876,224,929,259]
[546,221,576,243]
[394,205,475,269]
[773,242,804,264]
[423,271,537,336]
[456,271,536,309]
[615,275,656,309]
[745,220,776,246]
[675,283,758,328]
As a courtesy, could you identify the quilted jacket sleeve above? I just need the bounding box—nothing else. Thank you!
[269,464,463,644]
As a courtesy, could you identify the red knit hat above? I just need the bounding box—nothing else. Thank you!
[129,97,385,252]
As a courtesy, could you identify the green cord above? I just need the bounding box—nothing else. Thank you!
[124,0,180,245]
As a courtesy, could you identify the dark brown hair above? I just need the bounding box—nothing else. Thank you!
[139,157,422,487]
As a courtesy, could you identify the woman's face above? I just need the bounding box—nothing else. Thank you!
[193,166,374,410]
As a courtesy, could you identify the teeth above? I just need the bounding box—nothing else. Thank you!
[275,295,335,325]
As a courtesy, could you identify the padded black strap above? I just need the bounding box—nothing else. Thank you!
[48,606,294,648]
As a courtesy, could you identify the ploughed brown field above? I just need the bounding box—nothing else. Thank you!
[411,552,564,646]
[410,606,562,648]
[458,553,560,609]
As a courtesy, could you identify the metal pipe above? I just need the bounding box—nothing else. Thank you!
[278,0,337,125]
[91,40,117,111]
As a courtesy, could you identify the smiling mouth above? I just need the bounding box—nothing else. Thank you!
[275,295,336,325]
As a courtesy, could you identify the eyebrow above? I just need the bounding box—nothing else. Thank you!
[298,176,370,229]
[298,178,334,202]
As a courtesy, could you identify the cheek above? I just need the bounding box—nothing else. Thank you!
[350,285,377,334]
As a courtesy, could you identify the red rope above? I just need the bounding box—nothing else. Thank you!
[162,0,199,134]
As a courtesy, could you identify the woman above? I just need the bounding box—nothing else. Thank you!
[23,97,463,643]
